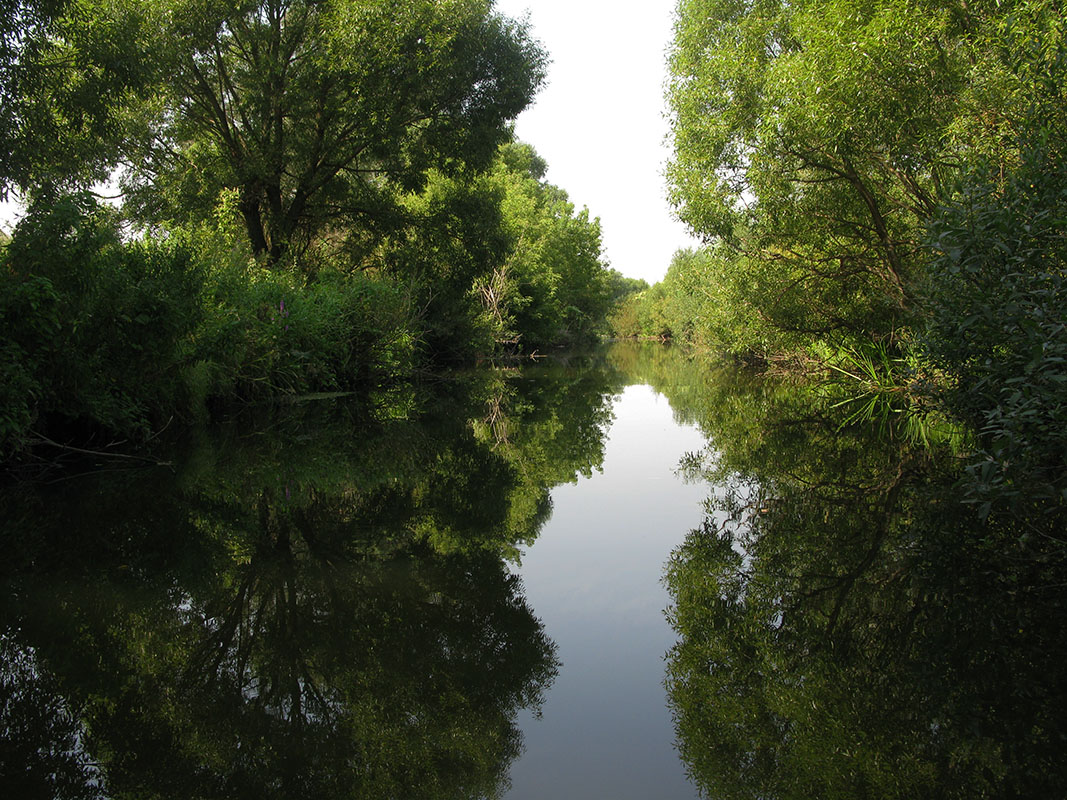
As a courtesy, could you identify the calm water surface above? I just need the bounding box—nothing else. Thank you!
[2,341,1066,799]
[506,384,705,799]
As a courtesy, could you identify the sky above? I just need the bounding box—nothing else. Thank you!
[2,0,700,284]
[494,0,701,284]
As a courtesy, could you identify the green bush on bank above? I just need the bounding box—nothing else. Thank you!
[0,141,617,460]
[0,196,416,455]
[1,195,205,449]
[921,136,1067,513]
[187,241,416,407]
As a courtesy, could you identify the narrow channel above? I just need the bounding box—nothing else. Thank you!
[506,382,707,799]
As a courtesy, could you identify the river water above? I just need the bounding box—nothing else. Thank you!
[505,383,706,799]
[1,342,1065,799]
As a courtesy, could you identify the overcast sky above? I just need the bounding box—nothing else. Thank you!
[494,0,700,284]
[3,1,699,284]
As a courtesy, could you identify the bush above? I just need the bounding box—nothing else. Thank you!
[1,195,205,448]
[0,196,418,457]
[189,251,416,403]
[922,137,1067,514]
[0,276,56,450]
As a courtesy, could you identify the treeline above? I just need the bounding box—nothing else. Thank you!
[614,0,1066,511]
[0,0,622,458]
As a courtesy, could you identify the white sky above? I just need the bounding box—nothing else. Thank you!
[3,0,700,283]
[0,196,18,235]
[495,0,701,283]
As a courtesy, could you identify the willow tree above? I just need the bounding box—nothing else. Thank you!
[126,0,545,265]
[665,0,1013,347]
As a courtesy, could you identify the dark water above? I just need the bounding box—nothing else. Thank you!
[2,342,1065,799]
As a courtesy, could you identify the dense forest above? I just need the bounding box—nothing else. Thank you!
[0,0,636,459]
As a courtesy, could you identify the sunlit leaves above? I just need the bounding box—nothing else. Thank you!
[664,0,1051,350]
[0,0,158,194]
[126,0,546,264]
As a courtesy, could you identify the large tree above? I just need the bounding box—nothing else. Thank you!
[665,0,1032,347]
[126,0,545,265]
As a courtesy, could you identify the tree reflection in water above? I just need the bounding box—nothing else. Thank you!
[11,343,1061,799]
[0,363,622,799]
[661,366,1067,800]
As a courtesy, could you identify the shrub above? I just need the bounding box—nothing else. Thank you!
[1,195,205,446]
[188,249,416,404]
[922,137,1067,514]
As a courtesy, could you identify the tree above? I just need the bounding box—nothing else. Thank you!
[665,0,1030,349]
[385,140,611,358]
[490,141,610,348]
[0,0,156,195]
[126,0,546,266]
[922,131,1067,517]
[604,269,647,308]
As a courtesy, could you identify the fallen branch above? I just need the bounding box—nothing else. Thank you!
[27,431,173,466]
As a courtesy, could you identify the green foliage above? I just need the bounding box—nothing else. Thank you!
[125,0,547,265]
[915,1,1067,514]
[922,134,1067,515]
[664,0,1066,357]
[0,195,421,455]
[620,283,673,340]
[609,245,798,358]
[485,141,611,350]
[191,242,418,401]
[0,137,616,460]
[384,165,511,361]
[603,269,647,308]
[0,0,619,462]
[667,0,962,346]
[0,0,160,195]
[0,275,55,448]
[387,140,612,359]
[1,194,205,446]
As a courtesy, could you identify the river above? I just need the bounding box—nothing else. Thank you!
[1,342,1064,799]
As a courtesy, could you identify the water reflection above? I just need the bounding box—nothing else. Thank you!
[4,343,1065,799]
[0,365,623,798]
[660,367,1067,799]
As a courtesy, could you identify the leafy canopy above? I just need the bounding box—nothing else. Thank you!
[665,0,1034,346]
[125,0,546,265]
